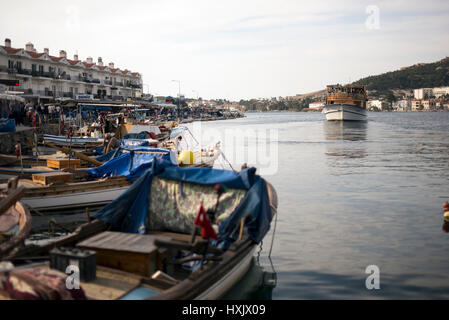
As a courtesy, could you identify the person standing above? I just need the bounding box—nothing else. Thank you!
[43,102,49,123]
[0,98,8,119]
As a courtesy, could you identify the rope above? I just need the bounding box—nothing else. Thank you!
[268,210,278,259]
[220,151,236,173]
[256,240,263,264]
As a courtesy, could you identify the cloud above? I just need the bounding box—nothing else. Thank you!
[1,0,449,100]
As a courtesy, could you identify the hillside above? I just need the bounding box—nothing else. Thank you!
[353,57,449,93]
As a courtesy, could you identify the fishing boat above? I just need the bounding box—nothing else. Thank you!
[162,127,222,168]
[43,134,104,148]
[1,162,278,300]
[15,148,177,230]
[0,186,32,257]
[322,84,368,121]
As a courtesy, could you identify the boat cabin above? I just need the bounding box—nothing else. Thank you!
[326,84,367,108]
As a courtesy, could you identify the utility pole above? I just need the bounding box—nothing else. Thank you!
[172,80,181,117]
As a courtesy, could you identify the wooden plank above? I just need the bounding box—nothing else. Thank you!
[23,176,130,196]
[43,141,103,167]
[32,172,73,185]
[47,159,81,169]
[0,186,25,216]
[77,231,166,254]
[77,232,171,277]
[146,230,201,243]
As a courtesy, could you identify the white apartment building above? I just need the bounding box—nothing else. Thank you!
[432,86,449,98]
[367,99,390,111]
[413,87,449,99]
[392,99,411,112]
[413,88,433,99]
[0,38,143,101]
[308,101,325,110]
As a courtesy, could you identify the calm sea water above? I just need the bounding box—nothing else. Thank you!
[198,112,449,300]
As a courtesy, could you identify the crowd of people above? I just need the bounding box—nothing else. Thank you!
[0,98,61,126]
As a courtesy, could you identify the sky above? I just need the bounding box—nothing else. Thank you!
[1,0,449,101]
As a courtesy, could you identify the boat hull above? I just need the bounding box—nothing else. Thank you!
[195,246,256,299]
[43,134,103,147]
[322,104,367,121]
[22,186,129,212]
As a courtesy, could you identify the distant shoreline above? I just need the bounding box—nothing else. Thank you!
[244,110,449,113]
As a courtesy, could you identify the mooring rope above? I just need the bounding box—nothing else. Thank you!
[268,209,278,259]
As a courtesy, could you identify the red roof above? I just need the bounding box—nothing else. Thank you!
[1,45,140,75]
[26,51,45,58]
[0,46,22,54]
[49,56,64,62]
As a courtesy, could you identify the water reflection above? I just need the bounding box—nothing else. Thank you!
[221,258,277,300]
[324,121,368,161]
[443,203,449,233]
[442,221,449,233]
[323,121,368,141]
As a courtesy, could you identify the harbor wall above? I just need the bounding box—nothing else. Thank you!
[0,124,59,155]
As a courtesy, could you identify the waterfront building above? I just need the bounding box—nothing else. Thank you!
[367,99,390,111]
[0,38,143,102]
[308,101,325,110]
[414,88,433,99]
[393,99,411,112]
[411,99,423,111]
[432,87,449,98]
[421,99,436,111]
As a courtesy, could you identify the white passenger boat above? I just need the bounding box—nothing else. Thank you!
[322,84,368,121]
[322,104,367,121]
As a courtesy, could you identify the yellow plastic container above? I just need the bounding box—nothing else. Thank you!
[178,150,195,165]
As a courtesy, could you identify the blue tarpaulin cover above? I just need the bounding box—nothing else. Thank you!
[0,119,15,132]
[120,139,151,147]
[86,148,178,181]
[94,159,274,245]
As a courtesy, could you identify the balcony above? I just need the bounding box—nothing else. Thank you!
[55,73,71,81]
[30,70,55,78]
[77,75,100,84]
[18,69,32,76]
[125,81,142,89]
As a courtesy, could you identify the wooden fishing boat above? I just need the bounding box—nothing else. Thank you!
[183,143,222,169]
[0,154,48,167]
[43,134,104,148]
[1,164,278,300]
[322,84,368,121]
[20,176,132,213]
[12,147,177,232]
[161,127,222,168]
[0,186,32,257]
